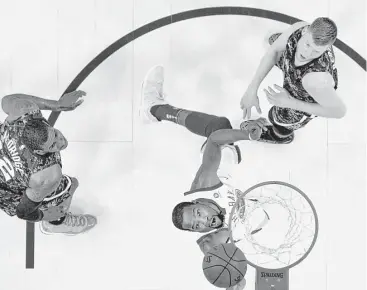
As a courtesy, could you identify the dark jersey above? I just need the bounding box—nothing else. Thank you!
[274,25,339,124]
[0,109,62,195]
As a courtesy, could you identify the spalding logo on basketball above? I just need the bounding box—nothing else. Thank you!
[202,243,247,288]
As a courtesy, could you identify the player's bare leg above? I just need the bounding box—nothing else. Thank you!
[140,65,241,164]
[39,176,97,236]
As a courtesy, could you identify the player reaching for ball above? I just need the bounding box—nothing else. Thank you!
[240,17,345,144]
[140,65,268,290]
[0,91,97,235]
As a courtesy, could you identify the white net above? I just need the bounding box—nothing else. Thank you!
[229,182,318,270]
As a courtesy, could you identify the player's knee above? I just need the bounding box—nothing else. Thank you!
[16,204,43,222]
[211,117,232,132]
[16,207,26,220]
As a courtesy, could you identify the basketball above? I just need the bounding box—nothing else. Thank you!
[202,243,247,288]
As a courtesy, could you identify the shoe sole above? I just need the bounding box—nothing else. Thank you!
[39,221,97,236]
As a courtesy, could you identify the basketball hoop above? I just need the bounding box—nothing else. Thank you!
[228,181,319,290]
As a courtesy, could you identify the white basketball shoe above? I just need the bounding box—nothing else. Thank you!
[39,212,97,236]
[140,65,168,123]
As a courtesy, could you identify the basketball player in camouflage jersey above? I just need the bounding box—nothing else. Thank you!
[140,66,268,273]
[0,91,96,235]
[241,17,346,144]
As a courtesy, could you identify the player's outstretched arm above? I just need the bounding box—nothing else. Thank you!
[189,129,243,190]
[202,117,267,170]
[16,164,62,222]
[241,21,308,119]
[190,118,267,191]
[2,90,85,118]
[247,21,308,90]
[264,77,346,119]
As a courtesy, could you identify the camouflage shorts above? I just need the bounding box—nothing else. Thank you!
[0,175,76,220]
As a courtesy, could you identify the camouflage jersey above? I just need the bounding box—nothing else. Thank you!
[273,25,339,125]
[0,109,62,216]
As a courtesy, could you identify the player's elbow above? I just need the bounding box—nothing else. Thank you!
[335,104,347,119]
[16,206,43,222]
[1,95,13,114]
[16,206,26,219]
[208,130,228,147]
[207,135,219,147]
[330,103,347,119]
[15,194,42,221]
[16,207,32,220]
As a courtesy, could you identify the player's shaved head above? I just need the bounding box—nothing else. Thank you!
[172,200,224,232]
[21,119,49,151]
[21,119,68,154]
[172,202,194,231]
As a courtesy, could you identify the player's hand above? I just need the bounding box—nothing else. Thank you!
[198,228,230,255]
[226,277,246,290]
[240,85,262,119]
[264,84,293,108]
[57,90,86,111]
[240,117,268,141]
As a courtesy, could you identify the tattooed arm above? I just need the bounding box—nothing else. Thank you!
[2,91,85,120]
[2,94,60,116]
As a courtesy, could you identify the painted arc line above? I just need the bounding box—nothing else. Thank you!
[25,6,366,268]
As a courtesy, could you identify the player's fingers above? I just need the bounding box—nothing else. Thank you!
[273,84,284,91]
[265,94,271,103]
[267,86,277,94]
[263,88,272,97]
[74,99,84,107]
[258,117,267,123]
[259,117,268,125]
[76,90,86,97]
[261,120,268,129]
[249,125,262,140]
[256,119,266,129]
[255,118,268,131]
[247,108,252,120]
[255,104,262,114]
[252,125,262,135]
[258,118,270,129]
[265,94,275,104]
[242,108,249,119]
